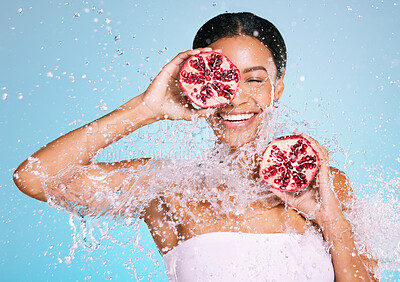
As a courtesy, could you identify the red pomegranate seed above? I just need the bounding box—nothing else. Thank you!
[179,51,240,108]
[259,135,320,192]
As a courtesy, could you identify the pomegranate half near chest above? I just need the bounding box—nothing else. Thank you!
[260,135,320,192]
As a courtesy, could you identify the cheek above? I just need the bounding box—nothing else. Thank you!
[253,89,272,108]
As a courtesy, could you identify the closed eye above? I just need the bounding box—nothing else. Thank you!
[246,79,264,83]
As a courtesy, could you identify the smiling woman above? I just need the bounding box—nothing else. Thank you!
[13,12,378,281]
[206,36,284,147]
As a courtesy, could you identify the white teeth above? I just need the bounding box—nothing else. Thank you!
[220,113,255,121]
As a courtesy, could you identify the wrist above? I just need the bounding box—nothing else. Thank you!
[138,91,167,121]
[122,94,161,126]
[316,212,352,241]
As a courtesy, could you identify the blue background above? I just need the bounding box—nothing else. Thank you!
[1,0,399,280]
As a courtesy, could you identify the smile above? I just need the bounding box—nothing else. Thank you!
[219,113,256,122]
[217,112,258,129]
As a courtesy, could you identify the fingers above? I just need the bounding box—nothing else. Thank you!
[272,188,320,218]
[294,132,329,165]
[294,133,332,195]
[272,189,292,204]
[160,47,219,82]
[165,48,213,70]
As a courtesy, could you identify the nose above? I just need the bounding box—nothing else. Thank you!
[230,85,249,107]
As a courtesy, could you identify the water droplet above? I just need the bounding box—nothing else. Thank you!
[105,18,111,24]
[74,12,80,18]
[212,1,217,6]
[97,9,103,14]
[300,76,305,82]
[2,93,8,100]
[114,35,120,41]
[145,57,150,62]
[46,72,53,78]
[18,8,23,13]
[158,47,168,54]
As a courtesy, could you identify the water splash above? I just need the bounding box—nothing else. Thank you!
[26,102,399,279]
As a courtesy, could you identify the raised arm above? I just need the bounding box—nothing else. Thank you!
[272,134,378,281]
[13,48,215,215]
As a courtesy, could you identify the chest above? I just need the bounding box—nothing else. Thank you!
[173,198,308,235]
[144,194,310,254]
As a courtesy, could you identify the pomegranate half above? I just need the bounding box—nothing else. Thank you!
[179,51,240,108]
[259,135,320,192]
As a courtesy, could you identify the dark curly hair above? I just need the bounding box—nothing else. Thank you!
[193,12,287,78]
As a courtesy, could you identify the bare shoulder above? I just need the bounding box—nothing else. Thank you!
[329,166,353,206]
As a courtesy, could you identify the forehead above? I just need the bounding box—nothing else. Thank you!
[208,35,276,75]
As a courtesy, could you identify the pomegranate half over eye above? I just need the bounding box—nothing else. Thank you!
[260,135,320,192]
[178,51,240,108]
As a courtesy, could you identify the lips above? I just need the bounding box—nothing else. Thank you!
[217,112,258,129]
[219,113,256,122]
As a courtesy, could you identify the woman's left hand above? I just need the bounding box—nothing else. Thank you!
[271,133,344,227]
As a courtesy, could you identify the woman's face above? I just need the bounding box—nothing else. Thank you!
[207,35,285,148]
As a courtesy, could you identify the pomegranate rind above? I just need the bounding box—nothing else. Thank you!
[259,135,320,192]
[178,51,240,108]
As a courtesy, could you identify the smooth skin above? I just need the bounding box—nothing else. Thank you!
[14,36,377,281]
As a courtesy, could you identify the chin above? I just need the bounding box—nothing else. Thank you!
[208,114,265,149]
[214,128,260,149]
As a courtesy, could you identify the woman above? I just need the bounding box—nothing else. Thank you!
[13,12,376,281]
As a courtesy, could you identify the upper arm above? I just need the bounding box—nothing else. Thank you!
[330,167,379,280]
[15,158,153,216]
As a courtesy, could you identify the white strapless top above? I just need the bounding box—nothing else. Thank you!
[163,232,334,282]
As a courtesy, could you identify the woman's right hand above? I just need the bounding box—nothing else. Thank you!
[141,48,216,121]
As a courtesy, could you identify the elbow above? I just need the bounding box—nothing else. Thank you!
[13,161,26,192]
[13,160,47,202]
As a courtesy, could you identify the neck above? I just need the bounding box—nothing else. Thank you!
[216,141,261,181]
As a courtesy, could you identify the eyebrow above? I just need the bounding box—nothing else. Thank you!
[242,66,268,74]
